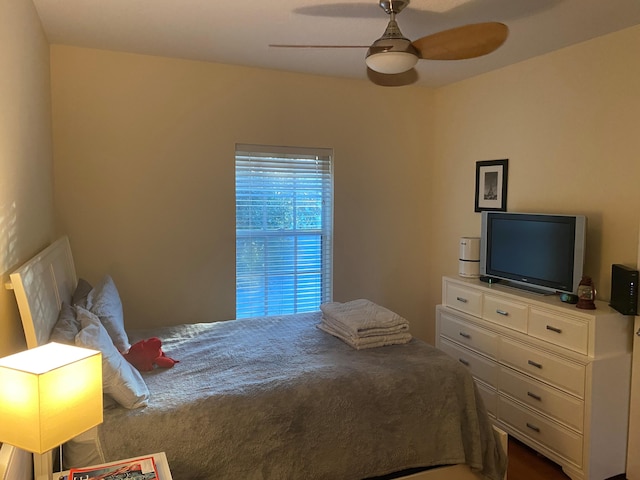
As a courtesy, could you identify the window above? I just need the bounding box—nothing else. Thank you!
[235,144,333,319]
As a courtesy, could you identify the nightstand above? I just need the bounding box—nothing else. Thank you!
[55,451,172,480]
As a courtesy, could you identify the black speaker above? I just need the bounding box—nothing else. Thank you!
[609,264,639,315]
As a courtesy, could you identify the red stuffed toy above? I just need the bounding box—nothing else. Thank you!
[123,337,178,372]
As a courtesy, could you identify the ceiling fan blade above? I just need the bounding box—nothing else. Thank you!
[366,67,418,87]
[412,22,508,61]
[269,44,369,49]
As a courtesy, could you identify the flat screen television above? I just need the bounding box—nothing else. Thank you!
[480,211,587,295]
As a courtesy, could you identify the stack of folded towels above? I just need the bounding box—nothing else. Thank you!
[318,299,412,350]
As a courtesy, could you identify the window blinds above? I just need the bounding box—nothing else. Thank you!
[235,144,333,319]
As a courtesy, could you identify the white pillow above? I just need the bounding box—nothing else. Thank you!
[87,275,131,352]
[63,427,105,469]
[75,306,149,409]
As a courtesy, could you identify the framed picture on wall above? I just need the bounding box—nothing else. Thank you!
[475,159,508,212]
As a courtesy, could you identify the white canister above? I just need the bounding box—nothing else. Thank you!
[459,237,480,278]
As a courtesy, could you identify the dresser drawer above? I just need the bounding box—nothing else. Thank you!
[476,380,497,418]
[483,294,528,333]
[499,366,584,433]
[500,337,585,398]
[438,311,498,359]
[439,338,498,388]
[444,283,482,317]
[528,308,589,355]
[498,396,583,467]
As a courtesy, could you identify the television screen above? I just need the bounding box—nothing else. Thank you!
[480,212,586,295]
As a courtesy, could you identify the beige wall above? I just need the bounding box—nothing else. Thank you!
[0,1,55,355]
[424,25,640,342]
[50,46,436,339]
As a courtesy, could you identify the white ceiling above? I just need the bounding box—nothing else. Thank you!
[32,0,640,88]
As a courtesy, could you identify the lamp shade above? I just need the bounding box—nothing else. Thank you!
[0,342,103,454]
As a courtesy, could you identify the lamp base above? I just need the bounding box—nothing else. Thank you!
[34,451,53,480]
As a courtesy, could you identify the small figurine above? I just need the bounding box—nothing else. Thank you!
[576,276,596,310]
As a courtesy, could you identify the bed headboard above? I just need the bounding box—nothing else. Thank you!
[6,236,77,349]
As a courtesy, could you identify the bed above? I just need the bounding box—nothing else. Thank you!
[2,237,507,480]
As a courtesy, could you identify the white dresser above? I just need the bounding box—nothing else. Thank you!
[436,275,633,480]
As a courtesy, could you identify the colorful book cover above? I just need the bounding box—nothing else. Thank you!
[68,456,158,480]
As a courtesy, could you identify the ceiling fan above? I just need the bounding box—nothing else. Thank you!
[270,0,508,82]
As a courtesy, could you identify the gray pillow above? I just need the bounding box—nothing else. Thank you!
[75,306,149,409]
[49,302,80,345]
[86,275,130,352]
[72,278,93,308]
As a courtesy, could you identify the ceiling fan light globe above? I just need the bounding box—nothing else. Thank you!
[366,51,418,74]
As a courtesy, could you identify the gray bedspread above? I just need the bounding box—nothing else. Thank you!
[99,312,506,480]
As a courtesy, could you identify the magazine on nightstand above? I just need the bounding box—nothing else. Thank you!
[66,455,159,480]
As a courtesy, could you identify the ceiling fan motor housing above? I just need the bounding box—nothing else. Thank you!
[379,0,410,15]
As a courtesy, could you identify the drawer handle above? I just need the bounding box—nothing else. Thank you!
[527,391,542,401]
[526,422,541,433]
[456,297,468,304]
[496,309,509,316]
[458,358,470,366]
[527,360,543,369]
[459,332,471,339]
[546,325,562,334]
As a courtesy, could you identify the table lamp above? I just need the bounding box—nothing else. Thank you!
[0,342,103,480]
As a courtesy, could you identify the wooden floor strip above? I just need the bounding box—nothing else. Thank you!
[507,438,569,480]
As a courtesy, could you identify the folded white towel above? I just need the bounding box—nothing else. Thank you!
[321,313,409,339]
[320,299,409,337]
[317,321,412,350]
